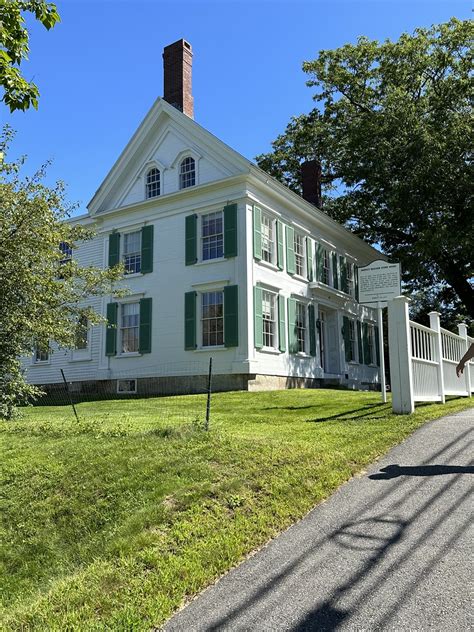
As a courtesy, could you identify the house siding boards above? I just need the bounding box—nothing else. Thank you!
[24,98,382,392]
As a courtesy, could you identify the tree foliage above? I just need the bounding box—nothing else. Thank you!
[0,128,123,418]
[257,18,473,326]
[0,0,60,112]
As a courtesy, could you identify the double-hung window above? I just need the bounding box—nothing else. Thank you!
[261,214,275,264]
[120,303,140,353]
[367,324,375,364]
[59,241,72,265]
[202,291,224,347]
[348,319,356,362]
[296,302,307,353]
[146,168,160,198]
[34,344,49,363]
[202,211,223,260]
[262,291,277,349]
[322,249,330,285]
[180,157,196,189]
[123,231,141,274]
[75,315,89,350]
[347,262,355,297]
[294,233,305,277]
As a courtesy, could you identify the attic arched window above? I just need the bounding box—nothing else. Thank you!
[146,168,160,199]
[179,157,196,189]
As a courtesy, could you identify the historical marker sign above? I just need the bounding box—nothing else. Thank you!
[358,260,401,305]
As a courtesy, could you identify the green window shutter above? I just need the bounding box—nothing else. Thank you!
[105,302,118,356]
[316,243,324,282]
[224,203,238,258]
[184,291,197,350]
[254,286,263,349]
[224,285,239,347]
[139,297,152,353]
[375,325,381,366]
[357,321,363,364]
[355,266,359,302]
[306,238,314,281]
[141,225,154,274]
[343,316,351,362]
[340,256,348,293]
[185,214,197,265]
[278,294,286,352]
[286,226,295,275]
[287,297,297,353]
[308,304,316,356]
[276,220,284,270]
[363,323,370,364]
[108,232,120,268]
[253,206,262,260]
[332,252,339,289]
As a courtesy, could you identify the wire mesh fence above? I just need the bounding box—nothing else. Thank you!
[31,358,215,430]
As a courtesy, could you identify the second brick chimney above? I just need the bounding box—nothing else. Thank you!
[301,159,322,208]
[163,39,194,119]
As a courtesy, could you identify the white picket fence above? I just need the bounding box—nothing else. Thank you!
[388,296,472,414]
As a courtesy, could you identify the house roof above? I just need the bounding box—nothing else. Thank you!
[87,97,385,262]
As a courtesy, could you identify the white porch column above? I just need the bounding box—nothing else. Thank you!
[388,296,414,414]
[457,323,472,397]
[429,311,445,404]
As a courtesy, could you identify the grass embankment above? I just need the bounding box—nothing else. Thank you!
[1,390,472,629]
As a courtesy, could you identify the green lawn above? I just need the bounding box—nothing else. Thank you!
[1,390,472,630]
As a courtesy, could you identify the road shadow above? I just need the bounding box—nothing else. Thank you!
[369,464,474,479]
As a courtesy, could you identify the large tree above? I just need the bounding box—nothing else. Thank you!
[257,18,473,326]
[0,0,60,112]
[0,129,123,418]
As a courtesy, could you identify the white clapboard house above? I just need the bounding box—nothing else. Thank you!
[26,40,384,396]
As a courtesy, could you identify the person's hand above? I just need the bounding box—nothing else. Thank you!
[456,361,465,378]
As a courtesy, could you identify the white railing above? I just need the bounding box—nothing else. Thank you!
[388,297,472,413]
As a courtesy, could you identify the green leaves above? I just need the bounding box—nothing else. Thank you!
[0,131,123,418]
[257,18,474,324]
[0,1,60,112]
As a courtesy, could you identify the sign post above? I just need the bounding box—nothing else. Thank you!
[358,261,401,403]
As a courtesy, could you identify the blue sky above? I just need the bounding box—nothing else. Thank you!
[3,0,471,215]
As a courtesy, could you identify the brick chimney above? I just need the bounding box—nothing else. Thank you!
[301,160,322,208]
[163,39,194,119]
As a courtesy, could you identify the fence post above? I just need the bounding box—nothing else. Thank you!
[428,312,445,404]
[205,357,212,431]
[457,323,471,397]
[388,296,414,414]
[60,369,80,422]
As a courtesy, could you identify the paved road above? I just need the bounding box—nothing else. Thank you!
[164,409,474,631]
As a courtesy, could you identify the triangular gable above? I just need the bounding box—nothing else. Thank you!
[87,98,251,215]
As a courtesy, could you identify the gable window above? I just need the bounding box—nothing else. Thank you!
[146,168,160,198]
[296,302,307,353]
[202,291,224,347]
[123,231,141,274]
[294,233,306,277]
[261,214,275,264]
[59,241,72,265]
[34,344,49,363]
[120,302,140,353]
[262,290,277,349]
[180,157,196,189]
[75,315,89,350]
[202,211,223,261]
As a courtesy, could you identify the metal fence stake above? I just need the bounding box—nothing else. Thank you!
[205,357,212,431]
[60,369,80,422]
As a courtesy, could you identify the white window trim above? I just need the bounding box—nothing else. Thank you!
[294,231,307,279]
[145,166,161,200]
[199,289,225,350]
[294,299,309,355]
[32,349,51,365]
[200,210,224,263]
[122,229,143,276]
[261,213,277,266]
[117,379,137,394]
[261,289,279,351]
[69,321,92,362]
[117,300,141,356]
